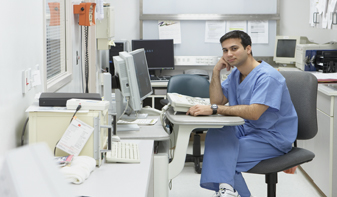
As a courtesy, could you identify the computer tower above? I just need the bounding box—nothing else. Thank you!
[109,40,127,76]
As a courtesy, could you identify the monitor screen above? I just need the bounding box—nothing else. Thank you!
[276,40,297,58]
[129,49,153,101]
[131,39,174,70]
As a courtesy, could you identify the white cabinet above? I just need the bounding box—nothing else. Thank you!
[298,84,337,196]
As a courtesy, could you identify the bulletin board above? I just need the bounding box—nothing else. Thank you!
[140,0,280,57]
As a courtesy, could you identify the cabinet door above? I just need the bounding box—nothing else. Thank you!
[300,109,330,196]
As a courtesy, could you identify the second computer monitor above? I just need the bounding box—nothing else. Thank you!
[113,49,153,112]
[132,39,174,71]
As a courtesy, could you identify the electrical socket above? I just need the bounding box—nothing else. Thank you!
[22,69,32,94]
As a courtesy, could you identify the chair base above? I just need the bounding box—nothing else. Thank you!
[185,154,203,174]
[185,133,203,174]
[266,173,277,197]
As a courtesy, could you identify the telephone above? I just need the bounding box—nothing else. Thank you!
[166,93,210,112]
[73,3,96,26]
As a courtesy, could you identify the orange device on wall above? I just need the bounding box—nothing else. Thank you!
[73,3,96,26]
[48,2,60,26]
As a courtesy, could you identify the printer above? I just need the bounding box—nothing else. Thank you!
[295,43,337,71]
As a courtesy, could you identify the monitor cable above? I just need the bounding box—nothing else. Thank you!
[21,117,29,146]
[84,26,89,93]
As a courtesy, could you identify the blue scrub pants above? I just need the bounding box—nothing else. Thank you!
[200,126,284,197]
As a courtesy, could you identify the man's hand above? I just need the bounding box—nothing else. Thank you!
[186,105,213,116]
[214,56,233,72]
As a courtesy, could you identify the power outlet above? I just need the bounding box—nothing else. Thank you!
[22,69,32,94]
[174,56,219,66]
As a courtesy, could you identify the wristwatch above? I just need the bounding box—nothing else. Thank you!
[211,104,218,115]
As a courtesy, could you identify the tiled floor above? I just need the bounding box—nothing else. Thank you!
[169,142,325,197]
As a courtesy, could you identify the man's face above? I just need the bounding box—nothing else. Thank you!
[221,38,251,67]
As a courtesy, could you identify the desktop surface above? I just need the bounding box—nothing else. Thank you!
[166,107,245,126]
[71,140,154,197]
[117,115,170,141]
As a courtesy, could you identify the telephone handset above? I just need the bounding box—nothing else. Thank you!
[73,3,96,26]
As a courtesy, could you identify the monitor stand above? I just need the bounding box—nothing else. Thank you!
[121,113,148,120]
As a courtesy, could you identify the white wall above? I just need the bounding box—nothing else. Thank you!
[0,1,44,155]
[0,1,82,156]
[279,0,337,44]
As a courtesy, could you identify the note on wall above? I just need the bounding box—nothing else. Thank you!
[226,21,247,32]
[158,21,182,44]
[205,21,226,43]
[248,21,269,44]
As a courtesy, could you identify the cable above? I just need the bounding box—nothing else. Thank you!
[118,97,130,120]
[70,104,82,123]
[84,26,89,93]
[21,117,29,146]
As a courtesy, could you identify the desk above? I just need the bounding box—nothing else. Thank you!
[165,107,245,179]
[117,116,170,141]
[71,140,154,197]
[117,115,170,197]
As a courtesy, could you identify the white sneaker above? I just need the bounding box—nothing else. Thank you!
[219,188,240,197]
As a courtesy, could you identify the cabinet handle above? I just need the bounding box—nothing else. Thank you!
[313,12,319,24]
[332,12,337,25]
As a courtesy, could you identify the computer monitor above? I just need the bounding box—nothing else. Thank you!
[113,48,153,113]
[273,36,310,65]
[108,41,126,75]
[131,39,174,75]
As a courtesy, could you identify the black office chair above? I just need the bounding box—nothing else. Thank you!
[246,71,318,197]
[162,74,210,174]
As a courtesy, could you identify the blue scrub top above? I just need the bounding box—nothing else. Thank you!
[221,61,298,153]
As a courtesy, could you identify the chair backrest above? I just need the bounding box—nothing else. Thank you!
[280,71,318,140]
[167,74,210,98]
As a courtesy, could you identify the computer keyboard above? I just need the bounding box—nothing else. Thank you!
[150,76,171,82]
[106,142,140,163]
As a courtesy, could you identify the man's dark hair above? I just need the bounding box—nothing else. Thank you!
[219,30,253,55]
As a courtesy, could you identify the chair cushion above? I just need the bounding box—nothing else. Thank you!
[247,147,315,174]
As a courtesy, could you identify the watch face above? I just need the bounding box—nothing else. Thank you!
[211,104,217,109]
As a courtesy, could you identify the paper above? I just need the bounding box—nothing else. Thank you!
[226,21,247,32]
[158,21,181,44]
[310,72,337,82]
[247,21,269,44]
[56,118,94,156]
[204,21,226,43]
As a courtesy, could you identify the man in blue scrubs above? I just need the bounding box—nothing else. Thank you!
[186,30,298,197]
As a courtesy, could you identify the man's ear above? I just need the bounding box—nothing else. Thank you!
[246,45,252,55]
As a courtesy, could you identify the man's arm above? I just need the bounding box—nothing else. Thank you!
[217,104,269,120]
[209,57,231,105]
[186,103,268,120]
